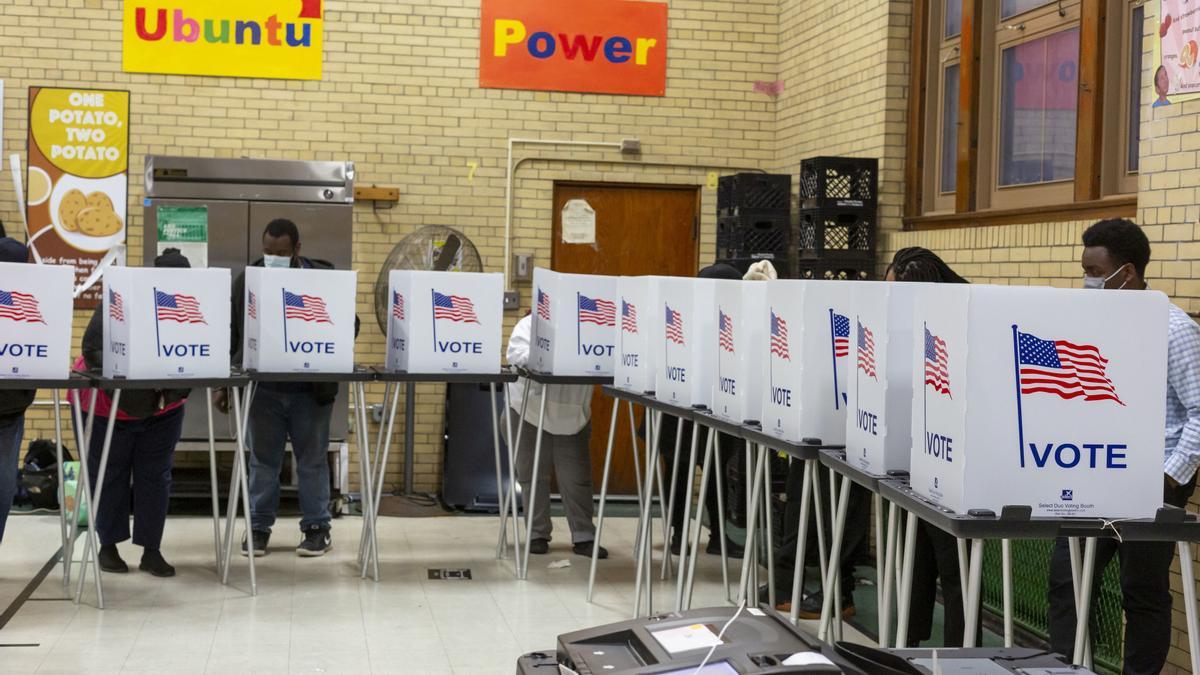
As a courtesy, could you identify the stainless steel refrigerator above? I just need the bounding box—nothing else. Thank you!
[142,156,355,444]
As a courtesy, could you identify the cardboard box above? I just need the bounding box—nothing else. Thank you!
[243,267,357,374]
[615,276,660,393]
[760,280,854,445]
[911,284,1167,518]
[845,282,917,476]
[712,281,768,425]
[385,271,503,373]
[0,262,74,380]
[530,268,617,376]
[103,267,231,379]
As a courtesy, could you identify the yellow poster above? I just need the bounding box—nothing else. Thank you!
[123,0,324,81]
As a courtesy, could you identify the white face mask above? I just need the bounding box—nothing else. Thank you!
[1082,263,1128,290]
[263,254,292,269]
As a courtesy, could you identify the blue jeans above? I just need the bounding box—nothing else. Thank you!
[0,414,25,545]
[86,407,183,549]
[247,386,332,532]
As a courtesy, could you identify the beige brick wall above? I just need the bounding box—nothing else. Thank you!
[0,0,782,493]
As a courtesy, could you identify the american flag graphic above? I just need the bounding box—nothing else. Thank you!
[924,327,950,396]
[770,310,790,360]
[578,294,616,326]
[665,305,684,345]
[718,309,734,353]
[284,291,333,324]
[433,291,479,323]
[108,289,125,322]
[1017,330,1122,405]
[621,300,638,334]
[0,290,45,324]
[832,312,850,358]
[536,288,551,321]
[857,320,876,378]
[155,290,207,324]
[392,291,404,320]
[248,291,257,319]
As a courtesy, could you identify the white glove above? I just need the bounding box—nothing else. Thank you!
[742,260,778,281]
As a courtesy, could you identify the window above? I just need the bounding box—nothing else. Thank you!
[907,0,1141,226]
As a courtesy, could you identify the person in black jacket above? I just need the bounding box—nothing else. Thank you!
[0,237,35,545]
[216,219,357,558]
[80,249,193,576]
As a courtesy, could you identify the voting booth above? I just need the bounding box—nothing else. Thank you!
[712,280,768,425]
[911,284,1167,518]
[0,262,74,380]
[615,276,660,393]
[385,271,502,373]
[530,268,617,376]
[102,267,231,379]
[760,280,854,445]
[690,279,719,410]
[845,281,917,475]
[654,277,703,407]
[242,267,357,373]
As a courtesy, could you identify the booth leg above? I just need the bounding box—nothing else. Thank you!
[63,392,94,600]
[661,417,686,580]
[763,450,777,610]
[671,424,700,596]
[1072,537,1098,666]
[879,500,899,647]
[633,410,662,616]
[1001,539,1014,648]
[963,538,985,648]
[587,399,621,603]
[873,493,884,641]
[1177,541,1200,675]
[51,390,68,587]
[652,420,671,569]
[205,388,223,577]
[76,389,121,608]
[361,383,398,565]
[231,384,258,594]
[895,510,918,648]
[735,444,767,605]
[488,384,505,560]
[497,380,531,574]
[711,436,731,604]
[955,537,969,615]
[354,384,376,579]
[811,459,830,617]
[681,428,714,611]
[520,392,550,581]
[356,382,381,581]
[788,458,815,624]
[818,471,852,641]
[628,403,645,513]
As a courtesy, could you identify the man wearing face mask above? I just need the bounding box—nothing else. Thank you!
[216,219,358,558]
[1046,218,1200,675]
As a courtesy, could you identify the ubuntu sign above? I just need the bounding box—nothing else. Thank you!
[123,0,324,81]
[480,0,668,97]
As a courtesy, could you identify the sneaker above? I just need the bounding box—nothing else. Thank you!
[706,536,744,558]
[529,538,550,555]
[573,541,608,559]
[297,525,332,557]
[241,530,270,557]
[139,549,176,577]
[795,591,856,620]
[98,544,128,574]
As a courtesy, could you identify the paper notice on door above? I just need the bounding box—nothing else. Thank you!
[561,199,596,244]
[157,205,209,268]
[650,623,723,654]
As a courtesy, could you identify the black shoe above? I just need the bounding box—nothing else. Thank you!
[707,537,744,557]
[795,591,856,620]
[529,538,550,555]
[139,549,176,577]
[98,544,128,574]
[573,541,608,559]
[241,530,270,557]
[297,525,332,557]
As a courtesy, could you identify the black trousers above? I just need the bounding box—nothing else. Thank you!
[86,407,183,550]
[659,418,733,544]
[906,522,969,647]
[1047,478,1196,675]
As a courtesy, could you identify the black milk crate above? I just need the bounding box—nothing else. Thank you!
[717,214,791,260]
[797,207,876,259]
[717,172,791,217]
[799,156,878,209]
[795,258,876,281]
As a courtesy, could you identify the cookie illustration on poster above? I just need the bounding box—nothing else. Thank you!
[26,87,131,308]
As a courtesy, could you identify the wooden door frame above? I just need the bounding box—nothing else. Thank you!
[550,180,702,272]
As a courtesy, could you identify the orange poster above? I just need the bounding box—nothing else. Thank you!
[26,87,130,308]
[479,0,668,97]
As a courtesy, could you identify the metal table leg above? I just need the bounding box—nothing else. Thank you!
[879,500,900,647]
[683,428,716,610]
[488,383,505,560]
[810,459,830,618]
[360,382,398,565]
[1001,539,1014,647]
[51,390,68,587]
[205,388,223,578]
[587,398,621,602]
[661,416,686,580]
[788,458,816,623]
[819,470,853,641]
[1071,537,1097,667]
[633,410,662,616]
[873,493,884,641]
[763,450,777,609]
[963,538,984,647]
[75,389,122,608]
[497,380,532,576]
[520,390,550,581]
[226,384,258,594]
[895,510,919,648]
[710,435,731,604]
[355,382,380,581]
[670,423,700,592]
[1177,540,1200,675]
[1067,537,1093,667]
[499,383,524,569]
[735,444,768,604]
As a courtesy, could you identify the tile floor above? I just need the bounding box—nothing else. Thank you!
[0,513,867,674]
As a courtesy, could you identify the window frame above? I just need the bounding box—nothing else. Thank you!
[921,0,963,214]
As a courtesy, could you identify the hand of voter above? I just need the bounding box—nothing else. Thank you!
[743,260,777,281]
[213,388,229,415]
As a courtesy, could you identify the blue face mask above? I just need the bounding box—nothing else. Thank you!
[263,254,292,269]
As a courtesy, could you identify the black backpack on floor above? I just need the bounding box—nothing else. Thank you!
[16,439,72,510]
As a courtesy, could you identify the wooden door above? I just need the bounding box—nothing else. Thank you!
[552,182,700,495]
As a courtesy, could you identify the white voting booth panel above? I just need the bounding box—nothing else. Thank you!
[243,267,357,373]
[654,277,702,407]
[0,262,74,379]
[911,284,1167,518]
[845,281,916,475]
[615,276,660,393]
[385,271,502,373]
[760,280,854,445]
[690,279,719,410]
[530,268,617,376]
[102,267,231,379]
[712,281,768,425]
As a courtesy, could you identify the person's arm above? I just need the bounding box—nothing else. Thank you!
[1165,315,1200,485]
[506,316,532,368]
